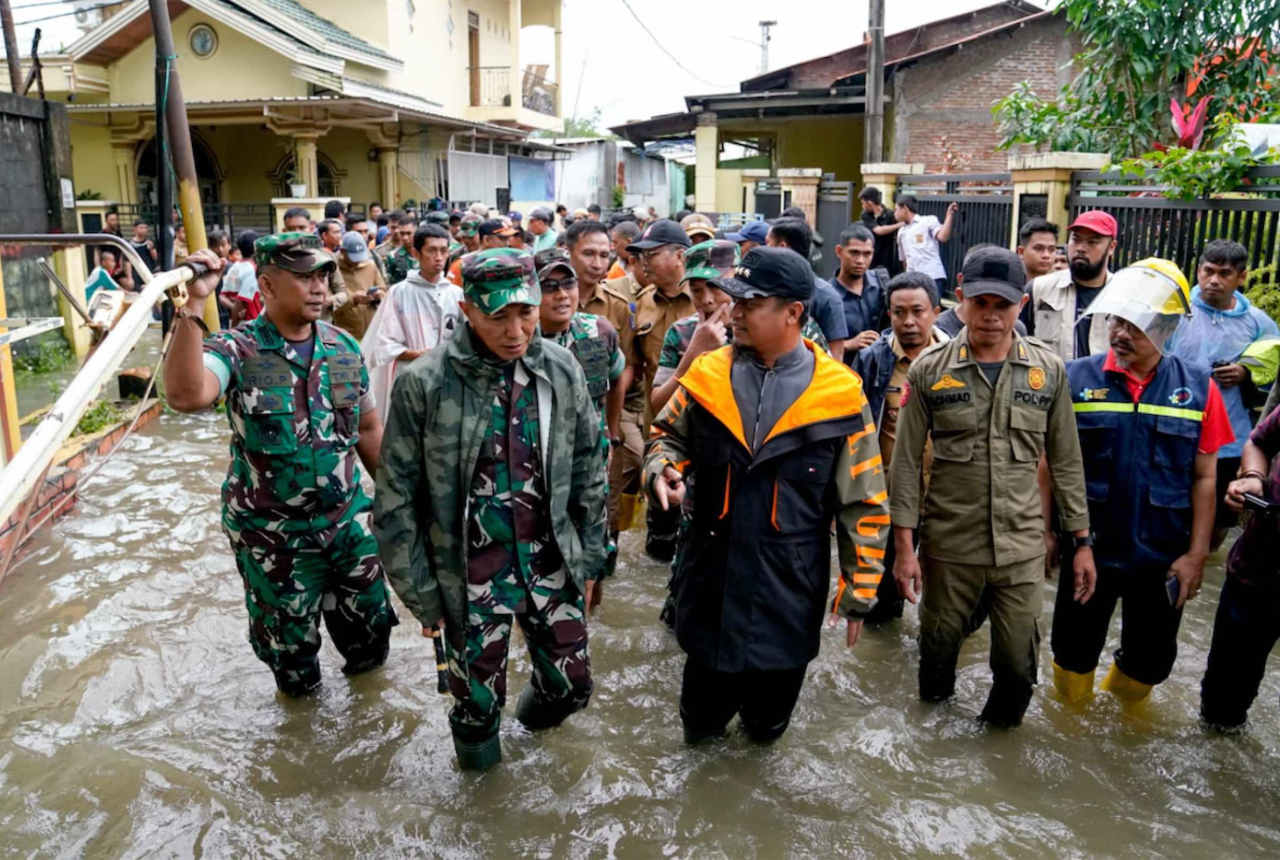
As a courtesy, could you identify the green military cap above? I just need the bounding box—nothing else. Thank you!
[254,232,336,274]
[457,213,483,237]
[533,246,577,281]
[681,239,740,284]
[462,248,540,313]
[425,210,450,225]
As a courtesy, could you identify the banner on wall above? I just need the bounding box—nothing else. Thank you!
[509,156,554,202]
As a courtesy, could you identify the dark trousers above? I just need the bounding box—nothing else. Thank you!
[679,656,807,744]
[1051,562,1184,685]
[865,535,904,624]
[1200,576,1280,729]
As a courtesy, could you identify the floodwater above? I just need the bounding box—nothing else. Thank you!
[3,344,1280,858]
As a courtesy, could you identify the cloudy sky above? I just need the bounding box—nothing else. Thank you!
[535,0,1051,130]
[11,0,1050,129]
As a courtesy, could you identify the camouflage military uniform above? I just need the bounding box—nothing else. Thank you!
[385,246,415,286]
[373,248,605,768]
[543,311,626,418]
[204,299,397,696]
[454,360,592,737]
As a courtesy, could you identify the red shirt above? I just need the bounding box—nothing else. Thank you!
[1103,349,1234,454]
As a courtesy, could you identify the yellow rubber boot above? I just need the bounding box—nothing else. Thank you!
[618,493,640,532]
[1052,661,1095,703]
[1100,664,1153,707]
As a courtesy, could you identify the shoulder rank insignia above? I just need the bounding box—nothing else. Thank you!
[931,373,966,391]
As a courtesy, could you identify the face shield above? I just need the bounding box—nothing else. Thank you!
[1081,260,1191,354]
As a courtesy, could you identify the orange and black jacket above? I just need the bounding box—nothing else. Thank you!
[643,341,890,672]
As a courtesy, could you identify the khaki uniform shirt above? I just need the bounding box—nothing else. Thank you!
[633,283,694,410]
[580,282,638,408]
[606,270,642,301]
[334,259,386,341]
[888,329,1089,567]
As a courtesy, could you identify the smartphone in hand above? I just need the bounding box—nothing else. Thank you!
[1165,575,1181,606]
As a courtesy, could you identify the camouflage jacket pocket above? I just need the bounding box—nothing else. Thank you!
[242,387,298,455]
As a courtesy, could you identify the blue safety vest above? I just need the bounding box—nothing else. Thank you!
[1067,352,1211,568]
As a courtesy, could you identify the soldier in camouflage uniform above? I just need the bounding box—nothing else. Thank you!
[162,236,397,697]
[373,248,605,771]
[384,213,418,286]
[534,247,626,600]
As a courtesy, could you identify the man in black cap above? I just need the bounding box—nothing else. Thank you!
[642,246,890,744]
[890,245,1093,728]
[628,218,695,561]
[478,218,517,251]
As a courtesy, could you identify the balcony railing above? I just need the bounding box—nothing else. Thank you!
[469,67,559,118]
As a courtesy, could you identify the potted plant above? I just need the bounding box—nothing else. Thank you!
[285,163,307,198]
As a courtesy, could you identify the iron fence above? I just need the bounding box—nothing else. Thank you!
[112,203,276,239]
[897,172,1014,294]
[1068,166,1280,276]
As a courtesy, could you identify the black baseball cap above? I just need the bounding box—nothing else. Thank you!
[709,246,813,302]
[626,218,693,252]
[959,246,1027,304]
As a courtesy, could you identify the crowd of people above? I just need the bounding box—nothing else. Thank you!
[155,191,1280,771]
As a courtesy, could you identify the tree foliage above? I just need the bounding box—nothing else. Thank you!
[993,0,1280,159]
[535,107,614,140]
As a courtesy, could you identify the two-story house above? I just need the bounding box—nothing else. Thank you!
[8,0,565,232]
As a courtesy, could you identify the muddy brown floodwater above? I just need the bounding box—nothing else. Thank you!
[3,342,1280,858]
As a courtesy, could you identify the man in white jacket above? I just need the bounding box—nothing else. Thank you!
[362,223,464,421]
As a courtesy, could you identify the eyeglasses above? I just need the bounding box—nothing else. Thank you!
[540,277,578,293]
[640,245,674,262]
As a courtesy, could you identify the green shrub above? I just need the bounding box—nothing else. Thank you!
[74,400,122,436]
[1245,263,1280,324]
[12,339,74,383]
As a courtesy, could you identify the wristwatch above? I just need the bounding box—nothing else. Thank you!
[609,436,623,448]
[1070,533,1095,548]
[176,307,209,335]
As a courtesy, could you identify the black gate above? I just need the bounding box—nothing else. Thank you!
[1068,167,1280,276]
[754,179,782,220]
[896,173,1014,296]
[815,179,854,281]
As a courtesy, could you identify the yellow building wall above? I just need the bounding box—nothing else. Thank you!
[388,0,515,116]
[715,169,745,213]
[68,119,121,202]
[774,117,865,181]
[108,9,309,105]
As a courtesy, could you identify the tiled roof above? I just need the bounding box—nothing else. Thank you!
[203,0,326,60]
[255,0,397,62]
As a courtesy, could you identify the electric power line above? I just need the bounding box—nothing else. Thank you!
[13,1,122,26]
[616,0,731,89]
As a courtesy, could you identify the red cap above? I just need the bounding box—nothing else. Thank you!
[1067,210,1118,238]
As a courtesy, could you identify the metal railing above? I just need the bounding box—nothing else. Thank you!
[110,203,275,239]
[469,67,559,117]
[897,172,1015,294]
[1068,166,1280,275]
[0,233,200,526]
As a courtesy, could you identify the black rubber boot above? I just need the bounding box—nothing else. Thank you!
[452,732,502,771]
[274,664,322,697]
[341,637,390,676]
[515,685,575,731]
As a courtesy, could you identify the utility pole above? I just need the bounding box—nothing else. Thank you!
[758,20,776,75]
[147,0,218,331]
[0,0,24,94]
[864,0,885,163]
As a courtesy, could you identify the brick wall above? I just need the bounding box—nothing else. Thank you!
[744,3,1044,92]
[894,16,1075,172]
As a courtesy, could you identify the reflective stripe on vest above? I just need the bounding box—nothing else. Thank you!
[1072,401,1204,422]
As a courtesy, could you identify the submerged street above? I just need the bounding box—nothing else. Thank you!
[1,341,1278,858]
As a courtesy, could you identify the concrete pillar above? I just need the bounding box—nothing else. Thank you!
[859,162,924,210]
[1008,152,1111,248]
[376,147,399,207]
[694,111,718,213]
[0,262,19,464]
[552,0,562,119]
[53,247,91,359]
[112,142,138,206]
[293,134,321,197]
[778,168,822,225]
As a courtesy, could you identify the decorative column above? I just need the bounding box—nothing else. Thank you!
[859,161,924,211]
[376,148,399,207]
[1007,152,1111,247]
[112,141,139,206]
[694,111,718,213]
[292,133,321,197]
